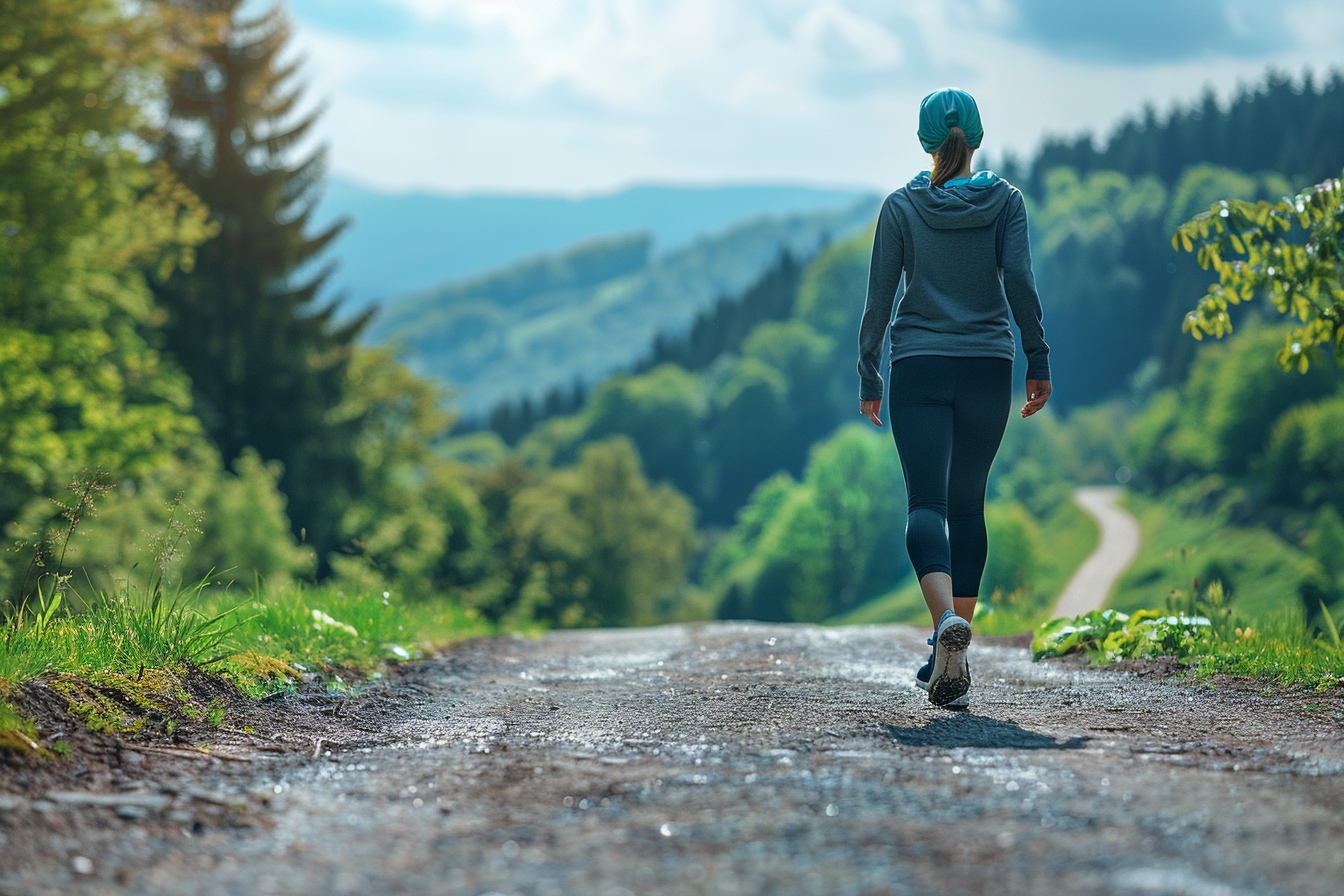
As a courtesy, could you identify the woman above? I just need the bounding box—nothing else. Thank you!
[856,87,1051,708]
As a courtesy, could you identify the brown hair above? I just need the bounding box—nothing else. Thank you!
[930,126,973,187]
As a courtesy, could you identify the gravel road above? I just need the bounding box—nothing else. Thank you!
[2,623,1342,896]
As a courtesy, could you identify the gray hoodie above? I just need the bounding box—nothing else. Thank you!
[856,171,1049,401]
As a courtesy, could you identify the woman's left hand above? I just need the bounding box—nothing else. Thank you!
[860,399,882,427]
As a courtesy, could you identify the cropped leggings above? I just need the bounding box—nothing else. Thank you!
[889,355,1012,597]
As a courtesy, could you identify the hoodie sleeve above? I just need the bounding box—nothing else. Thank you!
[856,198,903,401]
[1001,191,1051,381]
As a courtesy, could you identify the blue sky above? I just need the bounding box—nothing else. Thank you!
[262,0,1344,195]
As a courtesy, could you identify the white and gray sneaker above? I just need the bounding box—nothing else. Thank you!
[925,609,972,707]
[916,642,971,709]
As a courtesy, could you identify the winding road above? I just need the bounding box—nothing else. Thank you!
[1053,486,1142,619]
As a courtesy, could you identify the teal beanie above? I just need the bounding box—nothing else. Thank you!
[918,88,983,154]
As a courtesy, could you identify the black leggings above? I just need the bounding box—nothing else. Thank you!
[889,355,1012,597]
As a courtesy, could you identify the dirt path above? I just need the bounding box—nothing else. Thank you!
[4,623,1342,895]
[1052,486,1142,618]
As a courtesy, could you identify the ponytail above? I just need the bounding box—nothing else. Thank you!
[930,126,972,187]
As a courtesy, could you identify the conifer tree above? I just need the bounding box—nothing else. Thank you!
[152,2,366,562]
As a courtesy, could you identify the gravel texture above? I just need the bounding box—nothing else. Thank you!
[2,622,1342,895]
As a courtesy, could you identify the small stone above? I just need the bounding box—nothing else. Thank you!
[115,805,148,821]
[166,809,194,824]
[120,751,145,766]
[71,856,94,875]
[31,800,57,813]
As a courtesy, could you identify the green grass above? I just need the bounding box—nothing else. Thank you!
[214,585,497,697]
[0,580,498,752]
[827,493,1101,633]
[0,580,232,683]
[1027,488,1342,688]
[1034,599,1343,689]
[1111,490,1313,620]
[828,576,927,627]
[1194,610,1344,686]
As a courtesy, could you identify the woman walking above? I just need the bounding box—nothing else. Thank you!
[856,88,1051,708]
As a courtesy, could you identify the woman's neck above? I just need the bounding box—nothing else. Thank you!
[933,154,975,180]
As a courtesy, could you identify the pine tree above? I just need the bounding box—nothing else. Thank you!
[152,2,367,562]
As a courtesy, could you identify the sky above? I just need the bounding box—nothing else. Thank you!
[260,0,1344,196]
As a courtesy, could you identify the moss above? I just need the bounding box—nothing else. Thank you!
[47,667,230,737]
[206,702,226,726]
[220,650,299,698]
[0,698,41,754]
[50,675,148,735]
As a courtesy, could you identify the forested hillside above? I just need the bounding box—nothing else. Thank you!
[1015,73,1344,409]
[1017,71,1344,196]
[367,199,877,414]
[319,180,869,315]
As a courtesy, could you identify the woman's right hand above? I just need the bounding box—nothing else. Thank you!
[860,399,882,427]
[1022,379,1051,417]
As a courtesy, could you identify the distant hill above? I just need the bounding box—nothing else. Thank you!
[368,198,879,414]
[316,180,870,317]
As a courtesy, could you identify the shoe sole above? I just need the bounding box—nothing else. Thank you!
[916,677,970,708]
[928,617,972,707]
[916,672,970,707]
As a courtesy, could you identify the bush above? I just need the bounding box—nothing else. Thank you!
[486,438,697,628]
[709,424,908,622]
[981,502,1041,607]
[2,449,312,599]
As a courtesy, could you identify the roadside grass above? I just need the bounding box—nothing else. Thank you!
[0,581,497,753]
[1111,490,1313,621]
[214,585,498,698]
[829,576,925,627]
[1034,589,1344,689]
[829,493,1100,633]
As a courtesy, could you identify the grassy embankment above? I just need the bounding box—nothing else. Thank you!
[1035,491,1343,687]
[829,494,1100,633]
[0,582,497,755]
[1110,491,1313,620]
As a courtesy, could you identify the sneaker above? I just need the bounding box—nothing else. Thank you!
[927,609,972,707]
[915,635,934,692]
[915,636,971,708]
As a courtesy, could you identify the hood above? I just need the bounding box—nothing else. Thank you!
[904,170,1011,230]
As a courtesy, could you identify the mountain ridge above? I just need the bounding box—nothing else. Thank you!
[367,197,880,414]
[317,179,872,317]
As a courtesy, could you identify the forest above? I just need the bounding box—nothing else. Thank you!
[3,0,1344,703]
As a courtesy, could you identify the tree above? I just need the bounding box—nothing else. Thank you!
[708,424,908,623]
[1024,70,1344,196]
[1176,171,1344,374]
[0,0,216,593]
[152,2,366,562]
[508,439,696,627]
[327,347,490,596]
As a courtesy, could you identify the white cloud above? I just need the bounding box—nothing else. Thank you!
[272,0,1344,194]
